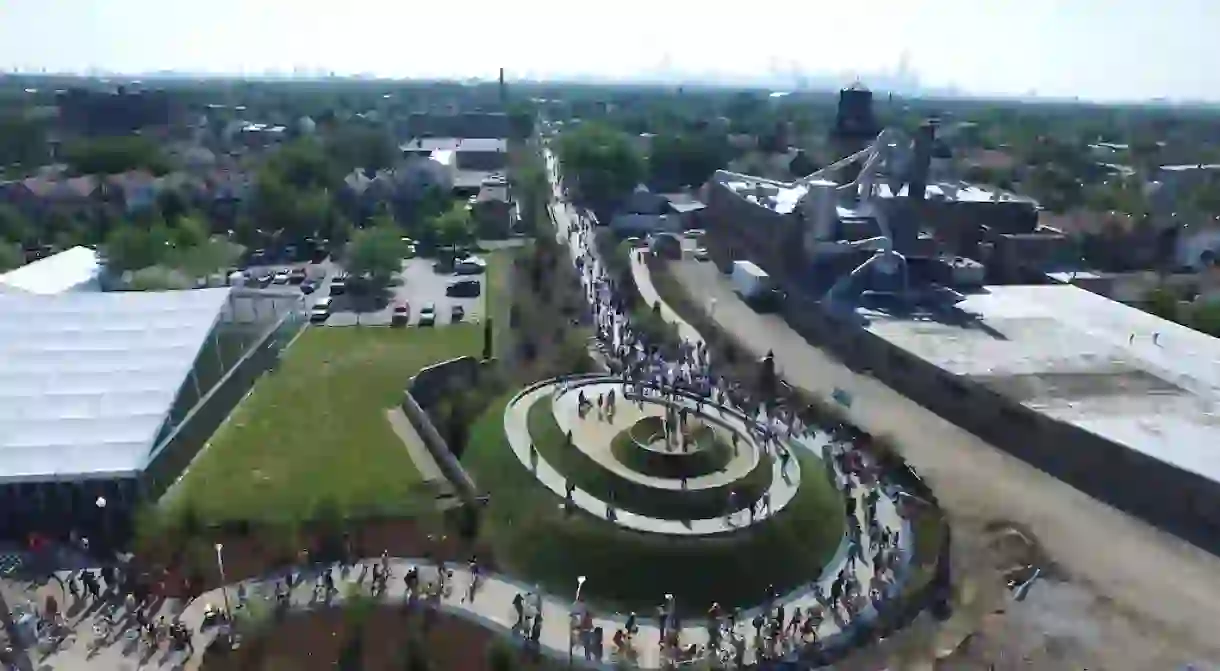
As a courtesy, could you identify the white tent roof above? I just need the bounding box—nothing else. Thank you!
[0,288,233,483]
[0,246,101,295]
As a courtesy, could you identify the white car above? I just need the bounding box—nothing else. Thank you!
[272,269,291,284]
[693,248,710,261]
[309,297,333,323]
[454,256,488,275]
[418,303,437,326]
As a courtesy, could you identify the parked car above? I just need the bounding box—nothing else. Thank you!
[446,279,481,298]
[454,255,487,275]
[255,273,273,288]
[418,303,436,327]
[272,269,291,285]
[693,247,710,261]
[450,304,465,322]
[288,268,307,285]
[309,297,333,323]
[391,301,410,326]
[329,273,348,296]
[301,279,319,295]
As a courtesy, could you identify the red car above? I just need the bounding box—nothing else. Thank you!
[391,301,410,326]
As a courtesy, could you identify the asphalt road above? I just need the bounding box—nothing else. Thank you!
[319,257,485,327]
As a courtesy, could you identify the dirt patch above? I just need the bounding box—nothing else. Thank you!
[200,605,556,671]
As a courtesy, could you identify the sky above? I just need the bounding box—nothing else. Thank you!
[0,0,1216,102]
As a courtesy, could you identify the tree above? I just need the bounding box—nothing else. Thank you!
[327,126,398,174]
[62,136,171,175]
[555,122,644,212]
[103,221,172,273]
[433,204,475,262]
[0,204,33,246]
[267,138,335,191]
[0,241,22,272]
[346,223,406,287]
[647,132,732,191]
[173,214,211,250]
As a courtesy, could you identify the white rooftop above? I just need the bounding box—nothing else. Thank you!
[0,288,233,483]
[862,284,1220,483]
[0,246,101,295]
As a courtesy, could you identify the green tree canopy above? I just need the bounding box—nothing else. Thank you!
[555,122,644,211]
[0,204,34,246]
[103,221,173,273]
[62,136,172,175]
[0,241,22,272]
[346,220,406,286]
[647,132,732,191]
[326,126,398,173]
[432,204,475,259]
[0,115,49,168]
[267,138,336,191]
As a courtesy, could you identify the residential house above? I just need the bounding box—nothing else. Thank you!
[610,185,683,235]
[4,175,100,218]
[105,170,159,213]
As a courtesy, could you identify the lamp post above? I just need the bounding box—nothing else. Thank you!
[214,543,234,648]
[569,576,586,668]
[91,497,106,553]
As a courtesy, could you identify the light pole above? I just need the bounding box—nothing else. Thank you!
[569,576,586,668]
[214,543,234,647]
[90,497,106,553]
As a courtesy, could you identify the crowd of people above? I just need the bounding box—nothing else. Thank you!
[549,201,913,668]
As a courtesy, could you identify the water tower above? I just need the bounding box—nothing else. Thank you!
[830,82,880,158]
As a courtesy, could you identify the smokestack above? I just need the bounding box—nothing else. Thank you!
[909,121,935,202]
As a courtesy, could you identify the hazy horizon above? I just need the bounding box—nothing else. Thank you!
[2,0,1217,103]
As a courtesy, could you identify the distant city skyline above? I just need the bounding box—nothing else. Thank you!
[1,0,1216,103]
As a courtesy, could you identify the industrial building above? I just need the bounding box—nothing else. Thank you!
[0,249,304,542]
[699,88,1220,553]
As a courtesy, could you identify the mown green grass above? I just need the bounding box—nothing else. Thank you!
[172,325,482,523]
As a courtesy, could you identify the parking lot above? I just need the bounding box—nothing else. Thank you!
[320,257,486,327]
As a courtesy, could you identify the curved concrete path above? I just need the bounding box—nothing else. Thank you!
[506,378,795,535]
[550,380,765,492]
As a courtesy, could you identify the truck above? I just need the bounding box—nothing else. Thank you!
[730,260,772,301]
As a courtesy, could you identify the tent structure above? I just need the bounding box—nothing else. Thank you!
[0,286,306,541]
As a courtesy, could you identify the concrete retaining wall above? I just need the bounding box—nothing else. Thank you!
[400,356,501,507]
[400,391,478,506]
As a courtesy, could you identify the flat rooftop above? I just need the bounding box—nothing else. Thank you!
[860,284,1220,483]
[0,288,233,483]
[400,137,507,154]
[714,171,1033,217]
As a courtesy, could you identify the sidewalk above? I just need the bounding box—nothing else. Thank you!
[629,253,704,345]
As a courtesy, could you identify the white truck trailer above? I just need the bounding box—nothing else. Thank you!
[730,260,772,301]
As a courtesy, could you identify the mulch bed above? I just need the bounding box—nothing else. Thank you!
[199,605,553,671]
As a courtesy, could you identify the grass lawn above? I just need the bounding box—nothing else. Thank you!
[464,392,847,616]
[171,325,483,523]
